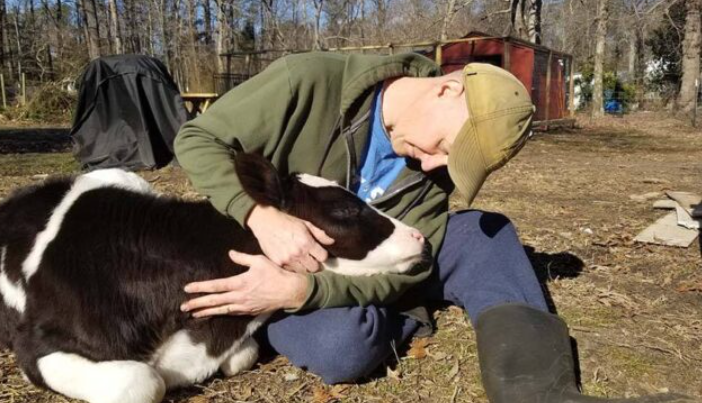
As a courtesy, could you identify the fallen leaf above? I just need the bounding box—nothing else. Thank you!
[447,360,460,380]
[407,337,430,359]
[676,282,702,293]
[330,385,350,399]
[386,365,402,381]
[311,386,338,403]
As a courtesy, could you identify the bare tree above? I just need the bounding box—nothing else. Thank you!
[592,0,609,118]
[312,0,324,50]
[79,0,102,59]
[511,0,542,44]
[107,0,122,54]
[678,0,701,114]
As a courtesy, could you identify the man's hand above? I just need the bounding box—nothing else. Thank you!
[247,205,335,273]
[180,250,308,317]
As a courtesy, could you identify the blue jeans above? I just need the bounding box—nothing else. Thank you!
[262,210,548,384]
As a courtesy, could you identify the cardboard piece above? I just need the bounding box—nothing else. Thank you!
[653,200,678,210]
[634,212,699,248]
[675,204,701,230]
[666,191,702,218]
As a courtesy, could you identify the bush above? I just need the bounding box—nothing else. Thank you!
[5,82,77,124]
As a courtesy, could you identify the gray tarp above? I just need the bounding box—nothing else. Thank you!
[71,55,190,170]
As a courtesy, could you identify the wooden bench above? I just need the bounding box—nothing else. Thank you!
[181,93,219,115]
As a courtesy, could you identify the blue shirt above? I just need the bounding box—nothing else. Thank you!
[355,86,406,202]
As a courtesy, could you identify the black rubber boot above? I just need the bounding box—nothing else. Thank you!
[475,304,694,403]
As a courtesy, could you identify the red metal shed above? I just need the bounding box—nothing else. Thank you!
[428,32,574,126]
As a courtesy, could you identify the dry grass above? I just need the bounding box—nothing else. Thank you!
[0,112,701,403]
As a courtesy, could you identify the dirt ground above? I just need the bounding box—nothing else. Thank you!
[0,112,700,403]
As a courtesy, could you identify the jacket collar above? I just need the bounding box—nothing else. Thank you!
[339,53,441,117]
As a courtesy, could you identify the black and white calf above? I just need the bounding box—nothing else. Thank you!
[0,153,426,403]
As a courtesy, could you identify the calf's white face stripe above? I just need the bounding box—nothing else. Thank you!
[296,174,339,189]
[0,246,26,313]
[21,170,153,281]
[323,215,424,276]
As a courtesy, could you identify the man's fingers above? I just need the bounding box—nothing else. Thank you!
[304,221,335,245]
[282,260,309,274]
[181,292,236,312]
[299,254,321,273]
[184,276,241,294]
[308,242,329,264]
[228,250,258,266]
[191,304,249,318]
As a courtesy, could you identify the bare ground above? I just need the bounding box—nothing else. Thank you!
[0,112,700,403]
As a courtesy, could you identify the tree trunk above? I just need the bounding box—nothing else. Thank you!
[158,0,170,69]
[312,0,323,50]
[108,0,122,54]
[439,0,458,41]
[591,0,609,118]
[0,0,13,79]
[203,0,212,45]
[186,0,199,90]
[13,5,22,81]
[511,0,542,44]
[678,0,701,114]
[214,0,223,73]
[81,0,102,59]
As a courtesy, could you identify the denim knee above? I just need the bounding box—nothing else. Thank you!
[266,306,409,384]
[436,210,549,322]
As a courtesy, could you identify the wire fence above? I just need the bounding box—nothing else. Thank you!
[576,86,701,126]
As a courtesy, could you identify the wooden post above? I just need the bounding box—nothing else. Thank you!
[568,57,576,117]
[503,38,511,70]
[435,42,442,66]
[693,78,699,128]
[544,51,552,126]
[21,73,26,106]
[0,74,6,109]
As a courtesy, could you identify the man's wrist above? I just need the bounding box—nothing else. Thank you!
[282,271,309,310]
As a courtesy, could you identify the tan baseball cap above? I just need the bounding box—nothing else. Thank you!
[447,63,535,206]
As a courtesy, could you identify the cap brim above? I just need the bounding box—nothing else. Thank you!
[447,117,488,207]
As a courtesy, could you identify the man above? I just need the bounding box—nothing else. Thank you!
[174,52,687,403]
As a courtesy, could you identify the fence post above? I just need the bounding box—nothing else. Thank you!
[21,73,26,106]
[568,57,576,118]
[544,51,552,127]
[0,74,6,109]
[693,78,699,128]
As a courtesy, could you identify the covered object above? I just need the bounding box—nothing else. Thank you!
[71,55,189,170]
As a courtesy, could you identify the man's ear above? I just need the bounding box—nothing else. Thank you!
[234,153,285,209]
[437,78,464,99]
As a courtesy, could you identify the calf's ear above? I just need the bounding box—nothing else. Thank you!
[234,153,286,209]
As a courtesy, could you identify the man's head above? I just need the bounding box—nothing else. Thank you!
[384,63,535,206]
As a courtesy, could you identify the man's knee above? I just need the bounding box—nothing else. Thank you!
[265,307,401,384]
[448,210,514,240]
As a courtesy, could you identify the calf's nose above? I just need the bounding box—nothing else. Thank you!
[410,229,425,245]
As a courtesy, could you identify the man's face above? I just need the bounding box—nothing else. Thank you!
[389,73,468,172]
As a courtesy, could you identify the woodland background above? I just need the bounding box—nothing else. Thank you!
[0,0,698,123]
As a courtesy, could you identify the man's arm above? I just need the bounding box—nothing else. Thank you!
[174,57,295,226]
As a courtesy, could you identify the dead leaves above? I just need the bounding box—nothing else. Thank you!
[407,338,430,359]
[311,385,350,403]
[676,282,702,293]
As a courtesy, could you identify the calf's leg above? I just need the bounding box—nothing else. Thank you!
[37,352,166,403]
[220,337,259,376]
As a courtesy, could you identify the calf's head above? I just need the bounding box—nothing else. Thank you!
[235,153,427,276]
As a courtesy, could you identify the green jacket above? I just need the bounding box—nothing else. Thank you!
[174,52,454,312]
